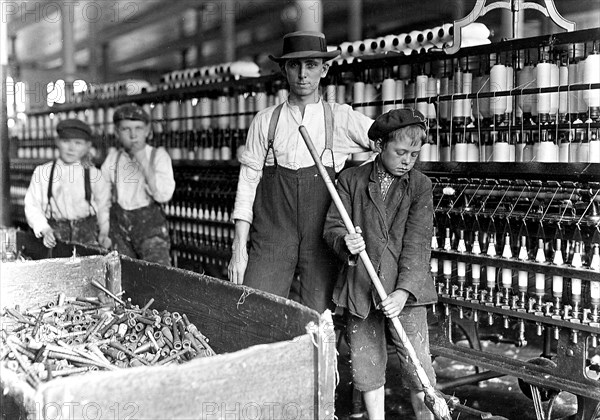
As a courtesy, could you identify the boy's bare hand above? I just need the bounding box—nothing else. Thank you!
[344,226,365,255]
[41,227,57,248]
[380,289,409,319]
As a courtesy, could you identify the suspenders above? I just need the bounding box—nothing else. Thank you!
[265,100,335,167]
[45,160,92,219]
[112,147,158,204]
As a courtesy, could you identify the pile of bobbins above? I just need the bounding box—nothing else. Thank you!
[0,289,215,389]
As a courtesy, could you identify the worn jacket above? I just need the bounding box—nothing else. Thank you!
[323,157,438,319]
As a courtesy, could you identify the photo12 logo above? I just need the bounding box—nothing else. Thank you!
[32,401,139,420]
[1,2,141,25]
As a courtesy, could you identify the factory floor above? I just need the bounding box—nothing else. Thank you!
[333,318,580,420]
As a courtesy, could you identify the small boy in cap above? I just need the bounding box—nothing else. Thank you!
[101,103,175,265]
[24,118,111,248]
[323,109,438,419]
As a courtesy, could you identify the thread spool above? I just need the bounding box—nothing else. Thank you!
[395,80,405,109]
[416,75,429,118]
[326,84,337,103]
[453,69,465,120]
[467,134,480,162]
[255,90,268,112]
[505,65,514,119]
[590,129,600,163]
[518,64,535,118]
[490,64,507,121]
[276,88,288,105]
[583,52,600,120]
[462,71,473,120]
[353,81,366,114]
[439,76,450,122]
[406,31,425,50]
[568,60,579,119]
[363,82,377,118]
[197,97,211,130]
[454,141,469,162]
[462,22,491,39]
[492,133,511,162]
[558,130,570,162]
[549,62,559,120]
[382,78,397,113]
[537,136,558,162]
[339,42,354,58]
[184,99,194,132]
[576,59,587,116]
[558,62,569,121]
[350,41,363,57]
[336,84,347,104]
[215,96,228,130]
[426,77,437,119]
[476,75,491,121]
[168,100,180,132]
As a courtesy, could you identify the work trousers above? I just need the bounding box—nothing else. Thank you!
[109,202,171,266]
[244,165,338,313]
[49,216,98,246]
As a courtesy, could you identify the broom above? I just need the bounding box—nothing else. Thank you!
[299,126,451,420]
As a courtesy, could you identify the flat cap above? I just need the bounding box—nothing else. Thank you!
[113,103,150,124]
[368,109,427,140]
[56,119,92,140]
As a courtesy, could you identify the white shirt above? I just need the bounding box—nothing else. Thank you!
[232,100,374,223]
[101,145,175,211]
[24,159,111,236]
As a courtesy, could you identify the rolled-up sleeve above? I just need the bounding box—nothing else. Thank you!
[394,177,434,295]
[24,166,51,236]
[148,148,175,203]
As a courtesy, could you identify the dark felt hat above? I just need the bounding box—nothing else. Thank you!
[269,31,340,62]
[56,119,92,140]
[368,109,427,140]
[113,103,150,124]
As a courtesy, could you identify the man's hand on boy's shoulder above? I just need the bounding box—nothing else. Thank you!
[379,289,409,319]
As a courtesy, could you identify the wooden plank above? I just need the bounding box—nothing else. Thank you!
[16,231,107,261]
[40,334,321,420]
[316,311,337,419]
[119,257,320,353]
[0,254,118,310]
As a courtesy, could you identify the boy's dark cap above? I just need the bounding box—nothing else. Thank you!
[56,119,92,140]
[269,31,339,62]
[113,103,150,124]
[368,109,427,140]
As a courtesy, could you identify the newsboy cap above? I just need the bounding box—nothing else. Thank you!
[113,103,150,124]
[56,119,92,140]
[368,109,427,140]
[269,31,340,62]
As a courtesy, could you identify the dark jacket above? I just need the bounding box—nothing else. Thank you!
[323,157,438,319]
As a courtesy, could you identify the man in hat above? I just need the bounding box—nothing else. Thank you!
[24,118,111,248]
[323,109,437,419]
[101,103,175,265]
[227,31,375,313]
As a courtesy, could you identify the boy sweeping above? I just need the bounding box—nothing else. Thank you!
[323,109,438,420]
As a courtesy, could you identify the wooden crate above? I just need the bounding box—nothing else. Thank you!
[1,253,336,419]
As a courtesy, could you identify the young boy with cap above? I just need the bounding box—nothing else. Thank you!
[24,118,111,248]
[228,30,374,312]
[101,103,175,265]
[323,109,438,420]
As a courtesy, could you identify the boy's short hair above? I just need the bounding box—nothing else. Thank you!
[56,119,92,140]
[368,108,427,148]
[113,103,150,124]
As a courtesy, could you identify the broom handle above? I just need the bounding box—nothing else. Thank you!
[298,125,434,390]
